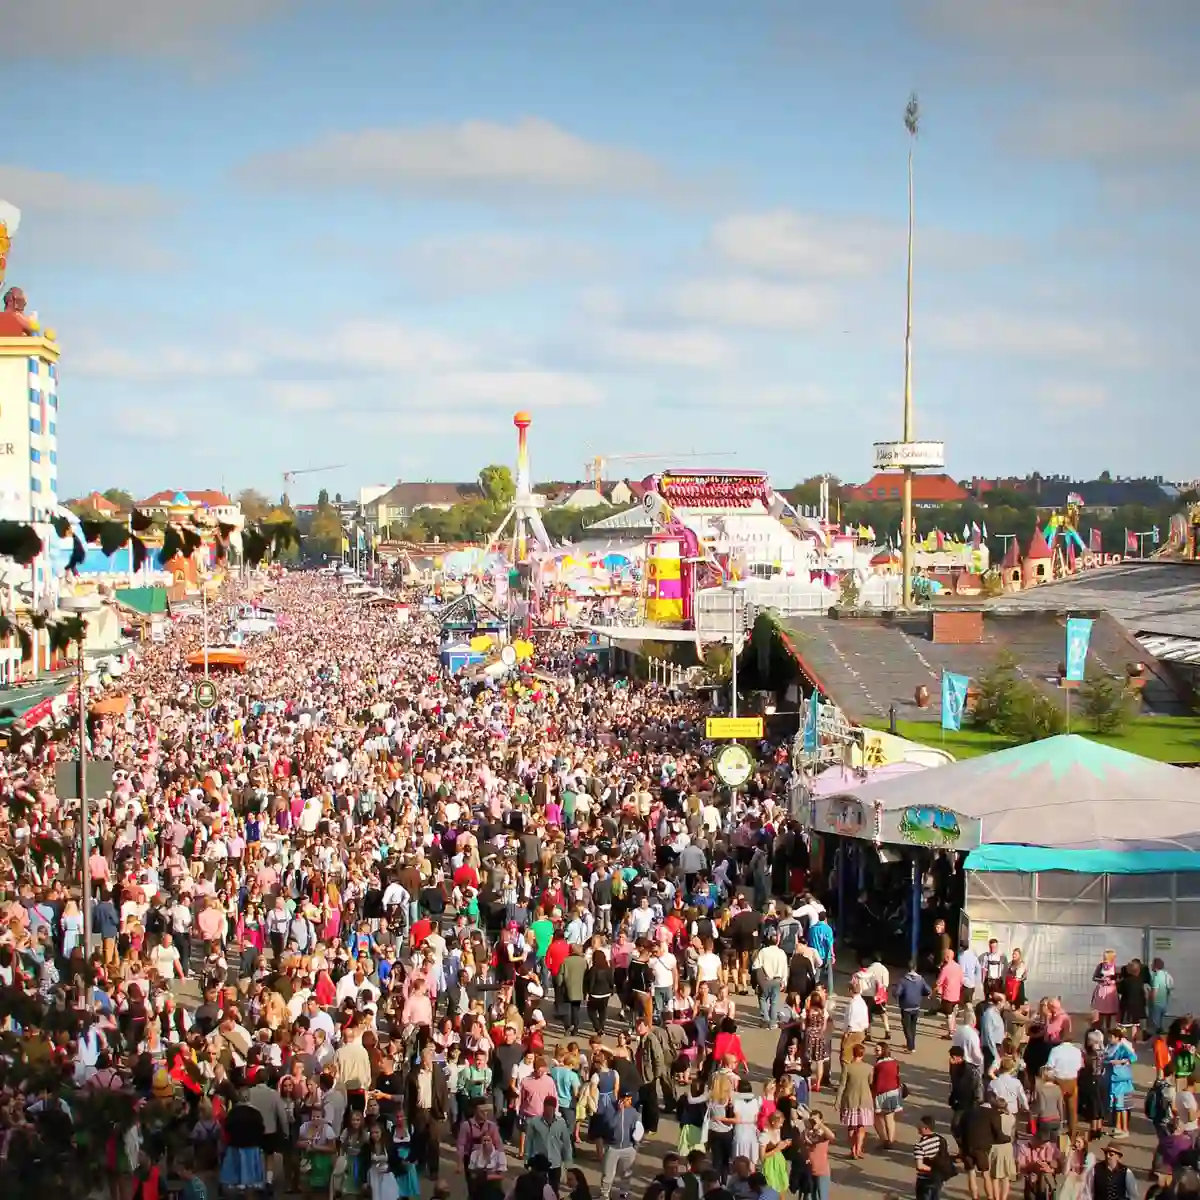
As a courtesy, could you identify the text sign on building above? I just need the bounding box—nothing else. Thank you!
[706,716,764,739]
[873,440,946,469]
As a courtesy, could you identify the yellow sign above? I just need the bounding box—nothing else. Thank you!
[706,716,764,739]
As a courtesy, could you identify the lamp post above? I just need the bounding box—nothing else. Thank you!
[725,580,747,718]
[900,92,920,610]
[60,592,102,955]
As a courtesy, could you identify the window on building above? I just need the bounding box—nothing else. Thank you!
[49,451,57,465]
[30,477,41,493]
[891,488,900,498]
[29,418,40,435]
[30,449,40,463]
[48,422,56,436]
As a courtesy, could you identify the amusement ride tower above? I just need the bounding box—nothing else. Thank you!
[484,411,551,563]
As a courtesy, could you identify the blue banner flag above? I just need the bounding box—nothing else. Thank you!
[941,671,969,731]
[1065,617,1094,682]
[802,689,820,753]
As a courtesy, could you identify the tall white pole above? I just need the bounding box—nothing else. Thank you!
[79,634,91,953]
[901,94,920,610]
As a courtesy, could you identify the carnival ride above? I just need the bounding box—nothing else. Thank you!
[1042,493,1087,574]
[483,412,552,565]
[1152,506,1200,561]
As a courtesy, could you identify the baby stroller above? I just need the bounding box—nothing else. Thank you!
[218,1101,271,1196]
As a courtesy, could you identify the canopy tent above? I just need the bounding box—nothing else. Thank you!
[821,734,1200,868]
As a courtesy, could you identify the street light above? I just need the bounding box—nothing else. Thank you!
[59,592,103,956]
[900,92,920,610]
[724,580,747,718]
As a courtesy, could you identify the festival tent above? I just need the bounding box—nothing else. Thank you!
[822,734,1200,866]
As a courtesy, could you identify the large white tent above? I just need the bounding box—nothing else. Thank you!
[822,734,1200,857]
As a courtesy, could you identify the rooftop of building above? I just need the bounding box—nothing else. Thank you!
[781,607,1189,725]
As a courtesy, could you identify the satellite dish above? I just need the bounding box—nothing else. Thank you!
[500,645,517,667]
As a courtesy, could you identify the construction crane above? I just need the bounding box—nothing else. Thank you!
[281,464,345,501]
[585,450,736,486]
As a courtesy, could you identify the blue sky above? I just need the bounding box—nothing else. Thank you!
[3,0,1198,503]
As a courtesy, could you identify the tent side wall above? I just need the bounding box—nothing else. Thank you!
[966,868,1200,1014]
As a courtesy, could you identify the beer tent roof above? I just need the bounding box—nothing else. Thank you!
[825,734,1200,856]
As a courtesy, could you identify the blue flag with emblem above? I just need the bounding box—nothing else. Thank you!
[1065,617,1094,682]
[802,689,819,753]
[941,671,969,731]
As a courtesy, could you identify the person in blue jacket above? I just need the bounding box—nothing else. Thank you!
[893,962,932,1053]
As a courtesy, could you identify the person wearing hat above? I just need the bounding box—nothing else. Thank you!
[1083,1142,1137,1199]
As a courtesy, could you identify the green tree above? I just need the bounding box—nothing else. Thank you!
[237,488,272,521]
[307,504,344,559]
[317,487,330,507]
[1080,669,1136,734]
[102,488,134,510]
[478,464,516,507]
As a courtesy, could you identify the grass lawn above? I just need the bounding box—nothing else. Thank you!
[864,715,1200,763]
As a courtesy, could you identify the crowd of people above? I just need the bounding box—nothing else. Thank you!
[0,569,1189,1200]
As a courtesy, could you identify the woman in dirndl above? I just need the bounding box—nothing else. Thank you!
[1091,949,1120,1031]
[834,1042,874,1159]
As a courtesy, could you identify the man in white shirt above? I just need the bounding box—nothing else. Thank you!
[304,995,337,1043]
[841,978,870,1064]
[649,948,677,1023]
[149,933,184,982]
[335,966,380,1007]
[1047,1039,1084,1137]
[752,934,789,1030]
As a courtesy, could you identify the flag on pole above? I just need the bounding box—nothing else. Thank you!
[941,671,969,731]
[1065,617,1094,682]
[802,690,820,754]
[1089,527,1102,552]
[1126,529,1138,553]
[982,521,989,539]
[962,523,970,540]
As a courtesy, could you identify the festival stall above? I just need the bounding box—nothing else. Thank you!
[819,735,1200,1011]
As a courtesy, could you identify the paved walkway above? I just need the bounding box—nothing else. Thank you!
[545,1000,1162,1200]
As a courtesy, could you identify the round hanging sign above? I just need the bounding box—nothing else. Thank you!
[714,742,755,788]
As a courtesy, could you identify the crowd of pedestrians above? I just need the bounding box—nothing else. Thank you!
[0,569,1192,1200]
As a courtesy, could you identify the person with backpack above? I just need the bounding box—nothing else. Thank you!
[913,1113,955,1200]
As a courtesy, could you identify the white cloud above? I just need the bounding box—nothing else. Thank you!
[240,117,678,199]
[592,326,737,369]
[0,164,176,272]
[713,211,889,278]
[1022,92,1200,166]
[279,321,474,374]
[72,343,261,382]
[925,309,1147,368]
[1032,382,1111,412]
[711,209,1022,278]
[0,0,296,60]
[112,407,184,442]
[671,277,834,332]
[403,232,607,293]
[429,369,604,409]
[0,165,170,219]
[267,381,338,413]
[916,0,1185,88]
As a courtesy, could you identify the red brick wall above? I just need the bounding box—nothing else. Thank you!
[931,610,984,644]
